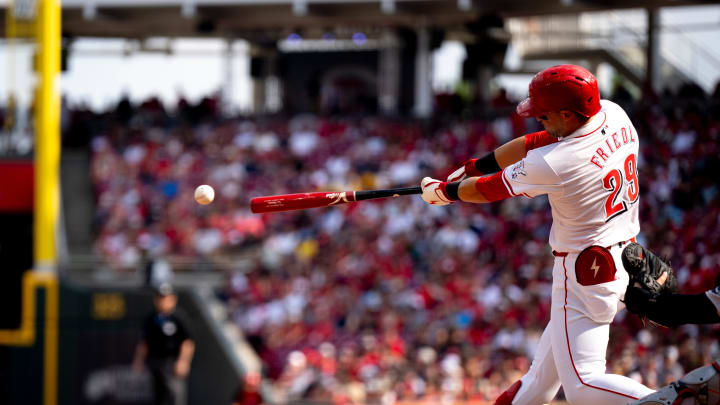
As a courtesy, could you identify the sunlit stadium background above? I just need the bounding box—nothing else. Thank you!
[1,0,720,404]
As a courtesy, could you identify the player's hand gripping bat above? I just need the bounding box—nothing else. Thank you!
[250,186,422,214]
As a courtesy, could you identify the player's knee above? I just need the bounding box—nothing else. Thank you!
[494,380,522,405]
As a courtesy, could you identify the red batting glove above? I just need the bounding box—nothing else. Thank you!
[421,177,456,206]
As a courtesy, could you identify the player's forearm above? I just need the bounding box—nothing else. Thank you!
[463,133,549,176]
[133,341,148,366]
[452,137,533,203]
[178,340,195,363]
[463,137,525,177]
[427,163,512,205]
[458,177,490,203]
[494,137,527,169]
[447,137,526,184]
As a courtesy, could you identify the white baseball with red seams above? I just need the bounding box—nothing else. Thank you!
[194,185,215,205]
[502,100,655,405]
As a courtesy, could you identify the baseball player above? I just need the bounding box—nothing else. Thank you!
[420,65,654,405]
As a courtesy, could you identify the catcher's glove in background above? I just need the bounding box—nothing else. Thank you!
[621,242,679,326]
[622,242,677,295]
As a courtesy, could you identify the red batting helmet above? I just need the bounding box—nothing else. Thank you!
[516,65,601,118]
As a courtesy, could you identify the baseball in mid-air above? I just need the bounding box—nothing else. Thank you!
[194,185,215,205]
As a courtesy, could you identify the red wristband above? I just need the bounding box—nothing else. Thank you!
[440,181,460,201]
[465,153,501,176]
[464,159,482,177]
[438,182,459,201]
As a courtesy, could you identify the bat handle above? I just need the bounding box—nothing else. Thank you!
[355,186,422,201]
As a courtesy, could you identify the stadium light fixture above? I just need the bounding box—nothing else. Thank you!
[181,0,196,18]
[352,32,367,45]
[457,0,472,11]
[381,0,395,14]
[287,32,303,43]
[293,0,307,16]
[82,1,96,20]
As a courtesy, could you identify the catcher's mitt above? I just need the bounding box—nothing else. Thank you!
[621,242,677,322]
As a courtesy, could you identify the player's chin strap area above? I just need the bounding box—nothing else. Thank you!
[628,361,720,405]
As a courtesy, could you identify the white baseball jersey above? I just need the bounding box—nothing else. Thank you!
[502,100,640,253]
[498,100,655,405]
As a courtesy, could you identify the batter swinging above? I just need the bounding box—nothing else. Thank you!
[420,65,655,405]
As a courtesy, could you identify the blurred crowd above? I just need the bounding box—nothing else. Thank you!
[70,81,720,404]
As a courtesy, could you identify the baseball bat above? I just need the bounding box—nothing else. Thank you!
[250,186,422,214]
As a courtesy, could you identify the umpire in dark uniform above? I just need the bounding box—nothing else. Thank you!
[133,283,195,405]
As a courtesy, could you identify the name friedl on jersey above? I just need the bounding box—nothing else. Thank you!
[589,125,636,169]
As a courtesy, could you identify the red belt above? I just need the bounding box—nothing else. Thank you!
[552,237,636,257]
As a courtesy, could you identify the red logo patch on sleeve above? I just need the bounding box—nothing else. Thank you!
[575,245,616,286]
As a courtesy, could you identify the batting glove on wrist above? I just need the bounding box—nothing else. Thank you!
[446,159,481,183]
[421,177,454,206]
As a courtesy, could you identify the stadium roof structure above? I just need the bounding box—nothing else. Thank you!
[0,0,714,40]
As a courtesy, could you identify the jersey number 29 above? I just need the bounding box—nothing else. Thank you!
[602,154,639,222]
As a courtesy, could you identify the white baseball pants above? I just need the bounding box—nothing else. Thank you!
[511,245,655,405]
